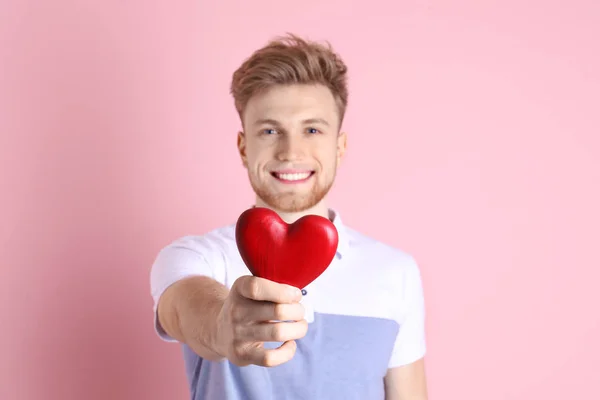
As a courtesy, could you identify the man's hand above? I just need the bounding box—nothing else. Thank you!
[215,276,308,367]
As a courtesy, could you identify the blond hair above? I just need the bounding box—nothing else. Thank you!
[230,33,349,124]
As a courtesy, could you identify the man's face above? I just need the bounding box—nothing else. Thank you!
[238,84,347,213]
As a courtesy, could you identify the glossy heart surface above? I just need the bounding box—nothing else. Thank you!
[235,207,339,289]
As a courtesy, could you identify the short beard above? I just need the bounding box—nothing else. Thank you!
[249,172,335,213]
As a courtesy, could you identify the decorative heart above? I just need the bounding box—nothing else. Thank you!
[235,207,339,289]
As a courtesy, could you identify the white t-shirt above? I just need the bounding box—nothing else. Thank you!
[150,209,426,400]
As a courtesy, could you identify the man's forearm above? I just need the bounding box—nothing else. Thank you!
[157,275,229,361]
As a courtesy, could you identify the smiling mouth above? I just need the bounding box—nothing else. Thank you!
[271,171,315,183]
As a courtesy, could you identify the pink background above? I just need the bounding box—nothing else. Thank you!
[1,1,599,399]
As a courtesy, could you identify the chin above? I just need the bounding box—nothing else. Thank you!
[264,191,328,213]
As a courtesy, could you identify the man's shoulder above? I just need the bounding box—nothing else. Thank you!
[161,223,237,257]
[343,226,418,270]
[323,225,422,323]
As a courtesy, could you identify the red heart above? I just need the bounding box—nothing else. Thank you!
[235,207,339,289]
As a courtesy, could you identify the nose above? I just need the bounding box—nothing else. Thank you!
[275,134,306,162]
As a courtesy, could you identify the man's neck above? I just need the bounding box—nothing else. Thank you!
[254,198,330,224]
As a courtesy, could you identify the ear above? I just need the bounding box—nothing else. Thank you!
[237,131,248,168]
[336,131,348,163]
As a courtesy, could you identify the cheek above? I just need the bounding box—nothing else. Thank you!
[315,146,338,166]
[244,143,260,163]
[246,150,269,173]
[247,140,274,161]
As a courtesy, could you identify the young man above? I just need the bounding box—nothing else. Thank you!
[151,34,428,400]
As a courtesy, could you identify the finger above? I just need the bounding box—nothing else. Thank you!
[239,319,308,343]
[234,276,302,303]
[248,301,305,323]
[231,300,304,324]
[242,340,298,367]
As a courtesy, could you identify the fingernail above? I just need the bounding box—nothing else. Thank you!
[289,287,301,298]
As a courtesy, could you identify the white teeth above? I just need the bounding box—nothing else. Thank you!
[275,172,311,181]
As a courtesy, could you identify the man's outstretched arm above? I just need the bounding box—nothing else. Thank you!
[157,275,228,361]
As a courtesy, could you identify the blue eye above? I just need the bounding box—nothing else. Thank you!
[307,128,319,134]
[263,129,277,135]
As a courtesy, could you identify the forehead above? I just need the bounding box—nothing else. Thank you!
[243,84,339,127]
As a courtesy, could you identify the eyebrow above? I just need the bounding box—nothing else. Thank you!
[253,118,330,127]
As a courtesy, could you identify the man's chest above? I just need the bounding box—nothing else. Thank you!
[259,312,397,400]
[190,247,406,400]
[256,262,401,382]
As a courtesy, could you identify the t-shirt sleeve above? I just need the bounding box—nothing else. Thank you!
[388,258,427,368]
[150,236,225,342]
